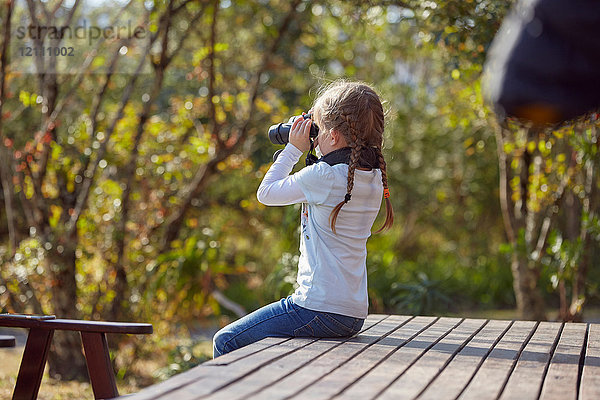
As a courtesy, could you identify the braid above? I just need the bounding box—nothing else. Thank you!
[374,146,394,233]
[346,144,359,197]
[376,145,388,189]
[345,121,362,196]
[329,114,362,233]
[314,79,393,234]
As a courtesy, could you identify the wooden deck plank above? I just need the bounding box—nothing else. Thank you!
[119,316,600,400]
[203,337,289,366]
[124,337,290,400]
[539,322,587,400]
[204,314,388,400]
[244,314,412,400]
[419,319,512,400]
[161,337,317,399]
[205,326,394,400]
[204,314,391,400]
[499,321,563,400]
[128,314,388,400]
[580,323,600,400]
[377,318,488,400]
[202,313,387,367]
[205,338,353,400]
[329,316,441,400]
[307,317,461,400]
[458,320,538,400]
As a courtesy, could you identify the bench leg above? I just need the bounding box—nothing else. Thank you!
[12,328,54,400]
[81,331,119,399]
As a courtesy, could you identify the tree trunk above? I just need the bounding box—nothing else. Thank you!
[0,0,16,255]
[568,138,598,322]
[47,228,88,380]
[495,126,547,321]
[511,253,546,320]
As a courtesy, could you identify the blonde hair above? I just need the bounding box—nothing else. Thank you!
[312,80,394,234]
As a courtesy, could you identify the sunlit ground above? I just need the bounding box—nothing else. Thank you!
[0,345,166,399]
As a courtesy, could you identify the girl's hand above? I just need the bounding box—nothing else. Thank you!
[289,114,312,153]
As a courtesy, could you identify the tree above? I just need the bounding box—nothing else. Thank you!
[0,0,308,379]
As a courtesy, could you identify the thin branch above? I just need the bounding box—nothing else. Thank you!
[47,0,81,50]
[74,37,131,184]
[370,0,412,8]
[3,103,26,124]
[569,124,600,317]
[66,9,156,236]
[32,0,82,193]
[33,0,135,146]
[158,0,304,251]
[51,0,66,15]
[525,151,542,246]
[25,0,48,90]
[163,0,208,69]
[172,0,197,15]
[38,0,52,22]
[21,0,57,231]
[531,169,571,261]
[212,289,246,317]
[17,182,36,229]
[207,0,221,146]
[519,128,533,227]
[25,1,137,193]
[178,117,205,145]
[109,1,178,320]
[224,0,305,149]
[112,0,208,246]
[21,141,49,230]
[0,0,16,254]
[18,280,45,314]
[10,0,47,231]
[494,125,516,243]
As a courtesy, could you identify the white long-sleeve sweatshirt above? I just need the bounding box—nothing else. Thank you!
[257,143,383,318]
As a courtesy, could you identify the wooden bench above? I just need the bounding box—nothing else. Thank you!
[0,313,152,400]
[119,314,600,400]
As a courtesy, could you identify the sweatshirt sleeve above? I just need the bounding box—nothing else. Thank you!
[256,143,307,206]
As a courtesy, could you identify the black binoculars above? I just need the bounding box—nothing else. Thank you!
[268,114,320,145]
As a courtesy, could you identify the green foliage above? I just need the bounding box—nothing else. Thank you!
[263,252,298,302]
[390,272,452,315]
[144,235,234,320]
[152,339,211,380]
[367,248,515,315]
[544,230,581,290]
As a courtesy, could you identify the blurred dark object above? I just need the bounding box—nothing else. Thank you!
[484,0,600,124]
[0,334,16,347]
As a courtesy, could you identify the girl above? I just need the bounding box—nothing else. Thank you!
[212,80,393,358]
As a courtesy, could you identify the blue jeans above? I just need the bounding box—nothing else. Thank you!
[212,295,364,358]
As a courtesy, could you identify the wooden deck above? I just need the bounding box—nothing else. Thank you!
[122,314,600,400]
